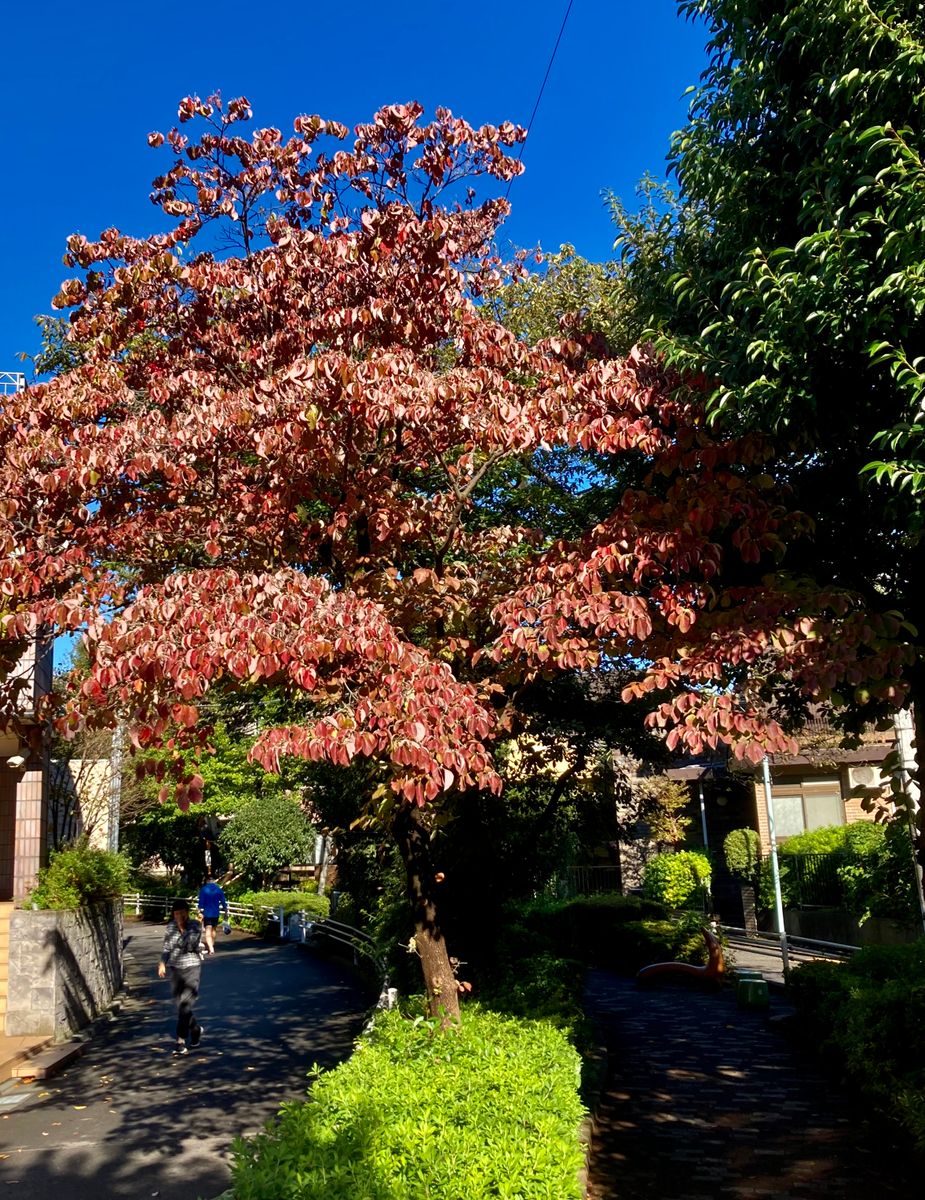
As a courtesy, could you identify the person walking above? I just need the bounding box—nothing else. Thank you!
[158,898,204,1056]
[198,873,229,954]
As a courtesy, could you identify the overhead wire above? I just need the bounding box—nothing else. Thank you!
[504,0,576,202]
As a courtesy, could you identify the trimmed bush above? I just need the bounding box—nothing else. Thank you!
[642,850,711,909]
[28,842,130,910]
[231,1006,585,1200]
[789,942,925,1150]
[723,828,761,881]
[230,890,329,934]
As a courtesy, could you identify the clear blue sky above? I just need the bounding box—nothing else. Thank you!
[0,0,707,374]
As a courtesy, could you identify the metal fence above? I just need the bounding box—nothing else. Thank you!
[123,892,279,923]
[555,866,622,898]
[784,852,845,908]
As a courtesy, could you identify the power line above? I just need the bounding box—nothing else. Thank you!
[505,0,576,202]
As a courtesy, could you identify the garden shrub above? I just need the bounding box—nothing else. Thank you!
[778,824,852,857]
[28,842,130,910]
[230,890,329,934]
[723,828,761,881]
[765,822,919,924]
[789,942,925,1150]
[231,1006,585,1200]
[642,850,711,909]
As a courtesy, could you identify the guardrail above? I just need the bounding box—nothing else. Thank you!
[122,892,281,925]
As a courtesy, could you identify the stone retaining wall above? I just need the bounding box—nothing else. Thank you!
[4,900,123,1038]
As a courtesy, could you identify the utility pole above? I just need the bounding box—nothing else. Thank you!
[892,708,925,936]
[698,779,709,848]
[761,756,790,973]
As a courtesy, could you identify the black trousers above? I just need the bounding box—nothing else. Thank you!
[170,964,201,1041]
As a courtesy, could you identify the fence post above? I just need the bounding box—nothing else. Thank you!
[278,906,286,939]
[135,893,141,916]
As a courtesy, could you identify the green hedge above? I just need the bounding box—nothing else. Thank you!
[231,1006,585,1200]
[642,850,712,909]
[29,843,130,910]
[231,890,329,934]
[789,942,925,1150]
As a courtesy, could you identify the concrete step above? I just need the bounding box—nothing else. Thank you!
[0,1035,51,1081]
[10,1041,83,1080]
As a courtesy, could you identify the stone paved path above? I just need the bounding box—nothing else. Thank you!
[584,970,919,1199]
[0,920,367,1200]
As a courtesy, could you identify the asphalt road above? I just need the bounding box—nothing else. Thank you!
[0,920,368,1200]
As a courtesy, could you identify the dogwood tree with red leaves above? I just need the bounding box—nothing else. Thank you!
[0,95,913,1017]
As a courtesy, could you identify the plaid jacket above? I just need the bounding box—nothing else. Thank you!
[161,919,203,971]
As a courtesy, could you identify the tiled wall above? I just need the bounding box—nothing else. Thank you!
[0,768,16,899]
[12,760,47,899]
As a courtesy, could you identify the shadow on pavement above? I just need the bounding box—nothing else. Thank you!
[0,922,369,1200]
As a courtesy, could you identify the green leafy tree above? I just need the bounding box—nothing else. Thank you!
[611,0,925,860]
[221,792,315,889]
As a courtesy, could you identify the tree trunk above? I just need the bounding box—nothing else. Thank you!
[393,802,460,1025]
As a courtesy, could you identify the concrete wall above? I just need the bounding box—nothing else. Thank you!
[5,900,123,1038]
[783,907,919,948]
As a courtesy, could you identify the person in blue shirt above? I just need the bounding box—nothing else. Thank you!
[197,873,229,955]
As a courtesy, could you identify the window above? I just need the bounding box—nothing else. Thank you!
[770,777,844,841]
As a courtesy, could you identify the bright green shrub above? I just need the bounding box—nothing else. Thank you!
[768,822,918,923]
[231,1006,585,1200]
[789,943,925,1150]
[778,824,851,857]
[843,822,887,856]
[723,828,761,881]
[28,842,130,910]
[642,850,711,909]
[230,890,329,934]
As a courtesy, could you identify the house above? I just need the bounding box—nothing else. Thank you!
[660,712,917,923]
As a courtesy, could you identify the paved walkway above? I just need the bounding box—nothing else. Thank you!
[0,920,367,1200]
[583,970,919,1199]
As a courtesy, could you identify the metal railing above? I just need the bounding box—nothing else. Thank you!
[784,853,844,908]
[556,865,622,897]
[123,892,281,925]
[722,924,858,960]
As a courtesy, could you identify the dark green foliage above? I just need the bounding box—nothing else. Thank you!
[122,806,219,888]
[231,1006,585,1200]
[723,828,761,881]
[836,824,921,923]
[222,793,315,889]
[642,850,712,909]
[609,1,925,770]
[28,842,130,910]
[789,942,925,1149]
[478,896,705,1019]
